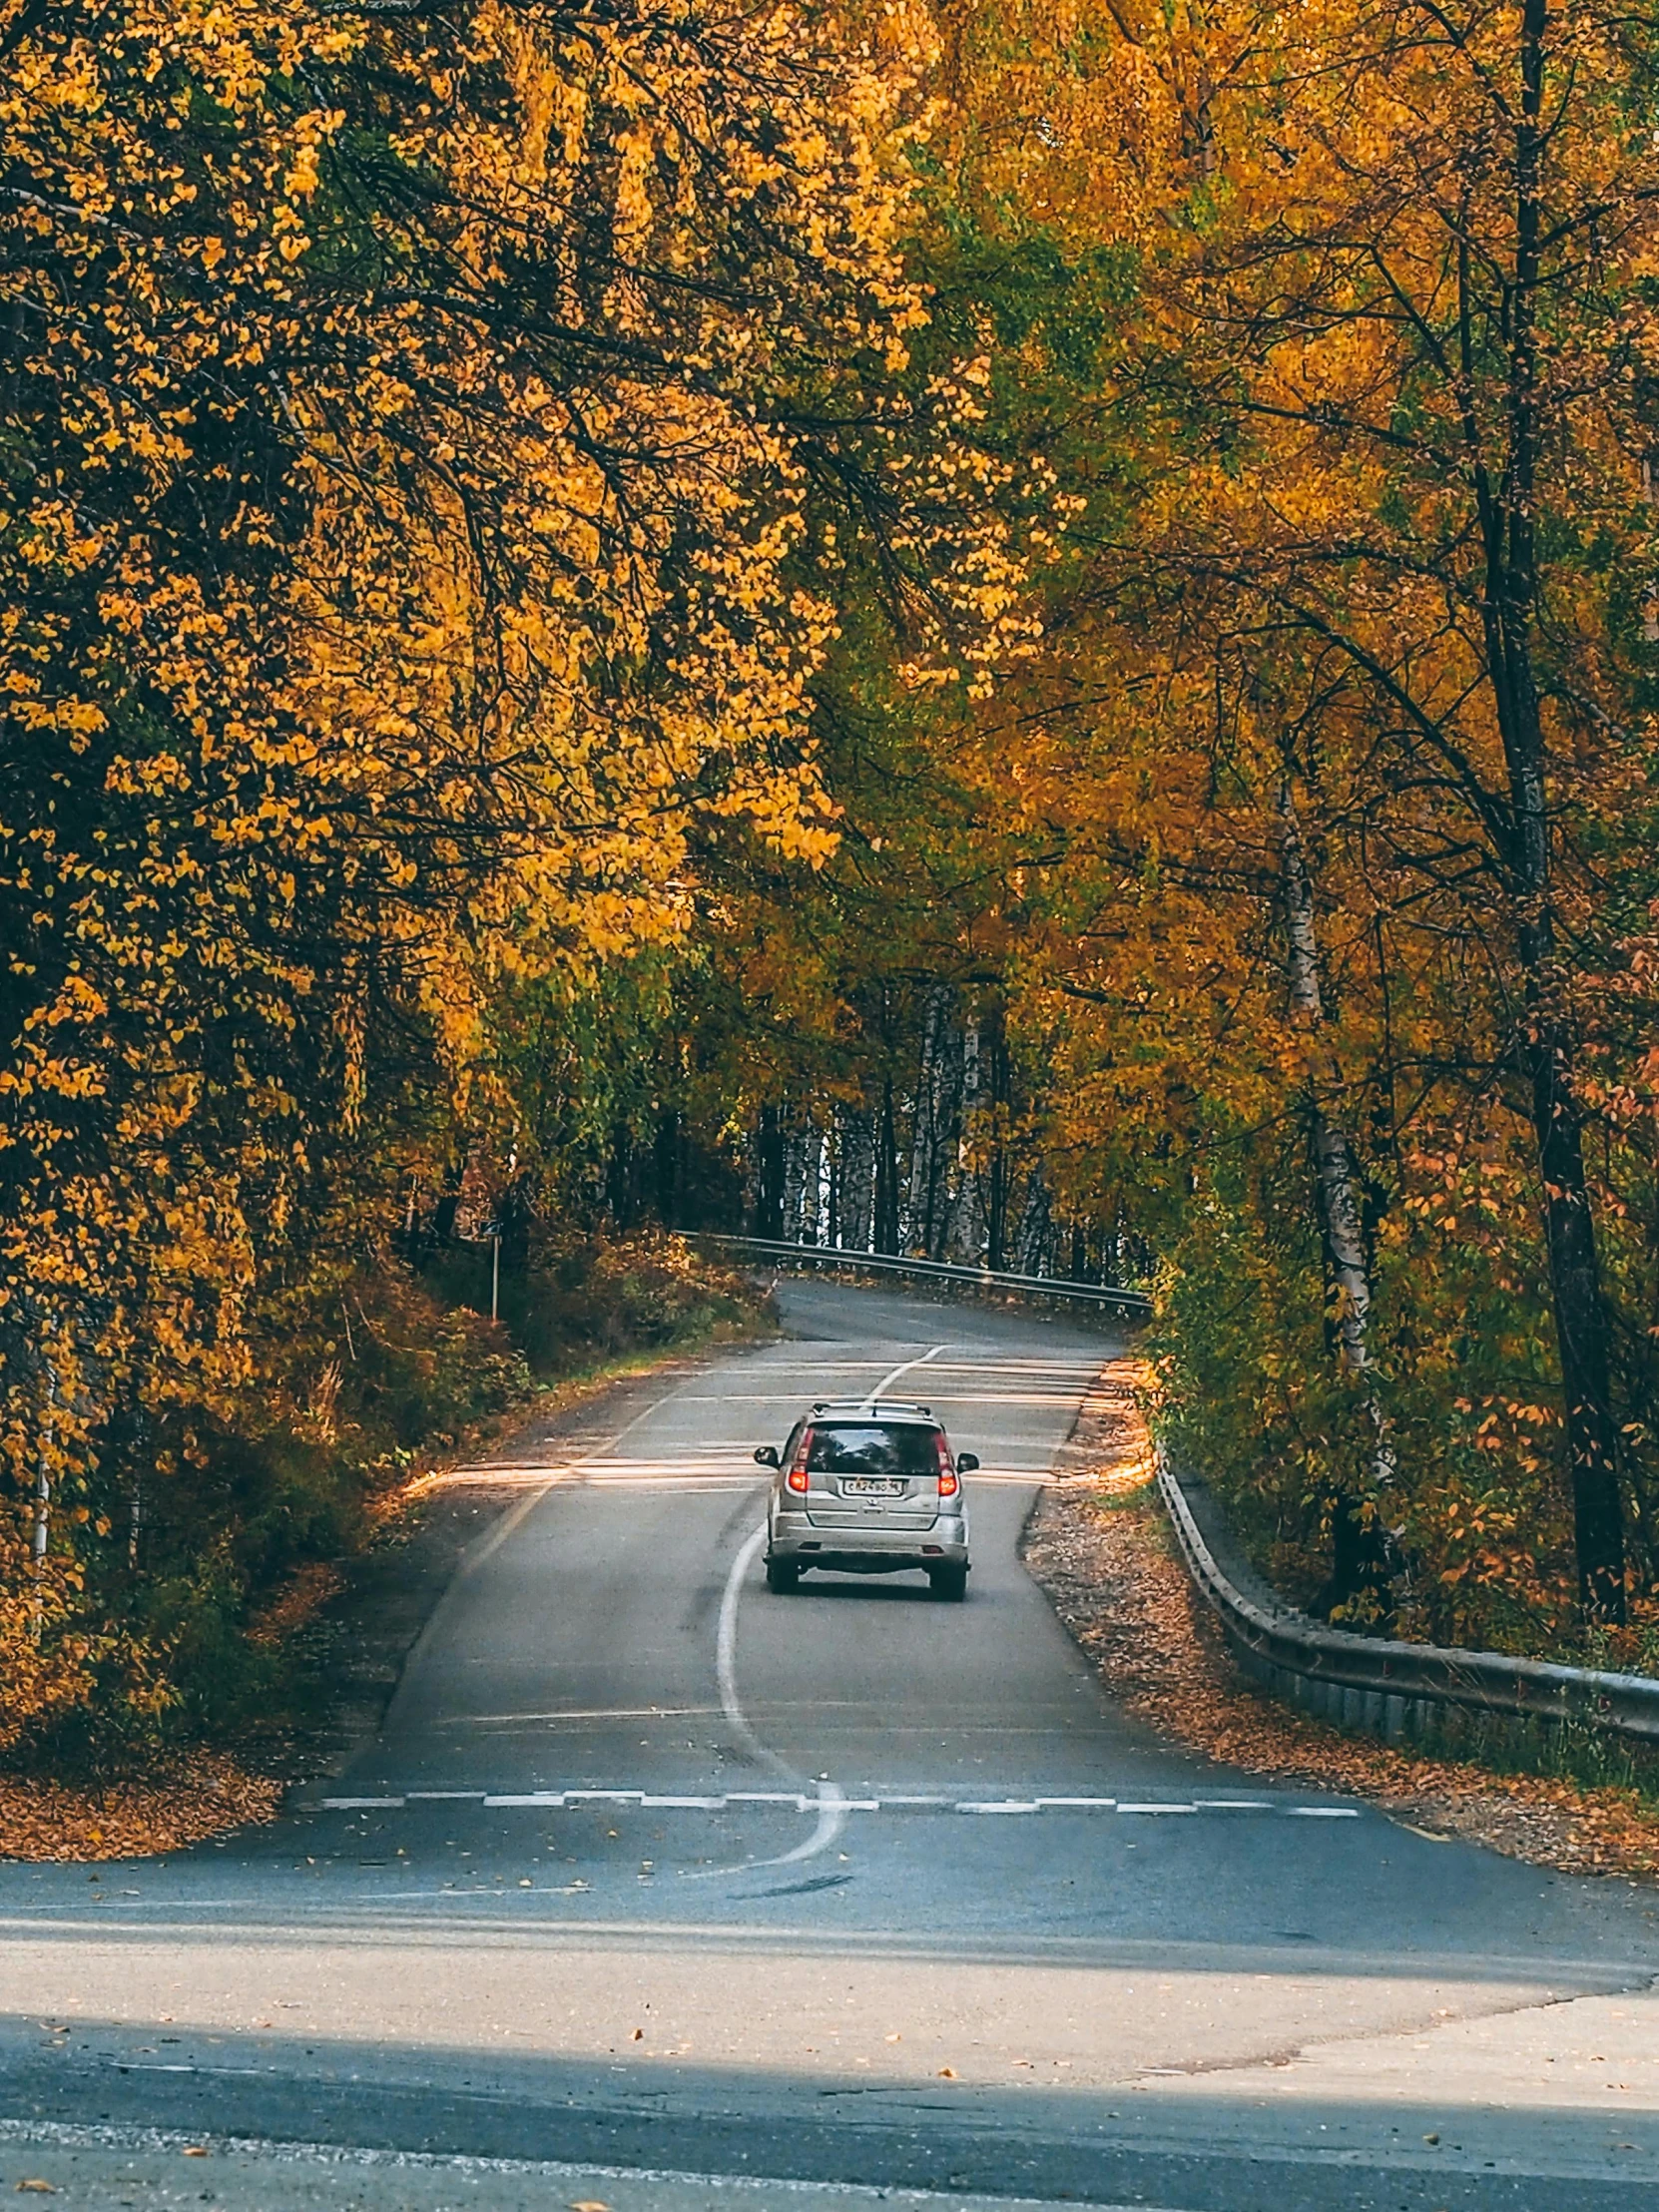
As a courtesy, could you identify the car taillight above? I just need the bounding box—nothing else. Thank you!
[935,1432,959,1499]
[788,1427,813,1493]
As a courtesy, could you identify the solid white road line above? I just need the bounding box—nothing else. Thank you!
[715,1521,774,1772]
[860,1344,945,1411]
[708,1525,849,1866]
[765,1779,848,1866]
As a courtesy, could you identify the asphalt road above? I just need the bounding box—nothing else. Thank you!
[3,1280,1659,2212]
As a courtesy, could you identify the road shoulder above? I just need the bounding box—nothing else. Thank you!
[0,1324,775,1864]
[1022,1359,1659,1884]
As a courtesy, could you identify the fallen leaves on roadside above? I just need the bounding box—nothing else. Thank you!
[1024,1360,1659,1885]
[247,1562,347,1648]
[16,2181,55,2193]
[0,1752,281,1863]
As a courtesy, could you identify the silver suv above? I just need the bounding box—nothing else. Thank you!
[756,1399,977,1600]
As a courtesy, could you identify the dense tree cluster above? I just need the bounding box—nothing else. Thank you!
[696,0,1659,1658]
[0,0,1029,1747]
[5,0,1659,1751]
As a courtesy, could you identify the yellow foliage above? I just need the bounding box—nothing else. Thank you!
[0,0,1031,1732]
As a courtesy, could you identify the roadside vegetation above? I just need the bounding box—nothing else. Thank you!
[6,0,1659,1775]
[1026,1383,1659,1884]
[10,1231,761,1776]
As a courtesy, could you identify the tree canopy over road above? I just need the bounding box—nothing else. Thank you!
[5,0,1659,1754]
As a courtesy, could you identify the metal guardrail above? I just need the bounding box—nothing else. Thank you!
[1157,1450,1659,1750]
[692,1233,1152,1319]
[706,1229,1659,1747]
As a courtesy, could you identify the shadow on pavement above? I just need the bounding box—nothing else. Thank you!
[3,2010,1659,2212]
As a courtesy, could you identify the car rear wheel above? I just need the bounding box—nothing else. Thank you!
[929,1563,968,1602]
[766,1558,802,1594]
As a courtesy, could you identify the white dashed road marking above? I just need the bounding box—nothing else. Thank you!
[314,1790,1361,1820]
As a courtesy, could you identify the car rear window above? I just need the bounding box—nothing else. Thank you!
[806,1423,940,1476]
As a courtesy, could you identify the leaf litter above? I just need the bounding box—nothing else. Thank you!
[0,1753,281,1864]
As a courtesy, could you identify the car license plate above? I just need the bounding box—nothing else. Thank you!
[840,1477,906,1497]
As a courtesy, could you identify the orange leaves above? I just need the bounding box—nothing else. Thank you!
[0,1579,102,1758]
[0,1751,281,1860]
[918,0,1659,1637]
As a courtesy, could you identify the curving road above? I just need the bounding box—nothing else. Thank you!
[2,1280,1658,2211]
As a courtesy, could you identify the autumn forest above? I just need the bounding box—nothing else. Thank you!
[5,0,1659,1759]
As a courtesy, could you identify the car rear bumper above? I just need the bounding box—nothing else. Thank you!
[768,1509,968,1573]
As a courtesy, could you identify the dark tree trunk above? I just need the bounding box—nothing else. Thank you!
[431,1159,463,1245]
[1530,1028,1625,1615]
[605,1123,636,1228]
[873,1077,900,1254]
[1311,1486,1398,1628]
[984,1008,1009,1271]
[986,1148,1006,1273]
[653,1109,681,1229]
[1474,0,1626,1616]
[499,1177,532,1280]
[754,1105,785,1240]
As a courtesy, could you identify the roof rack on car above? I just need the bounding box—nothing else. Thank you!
[809,1396,933,1416]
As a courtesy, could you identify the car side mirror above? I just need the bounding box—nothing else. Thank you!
[955,1451,980,1473]
[754,1445,780,1468]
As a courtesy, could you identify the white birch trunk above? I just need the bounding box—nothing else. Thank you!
[1280,788,1375,1377]
[946,1019,982,1263]
[1280,787,1394,1493]
[808,1129,828,1246]
[782,1122,807,1243]
[31,1367,54,1639]
[905,987,948,1254]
